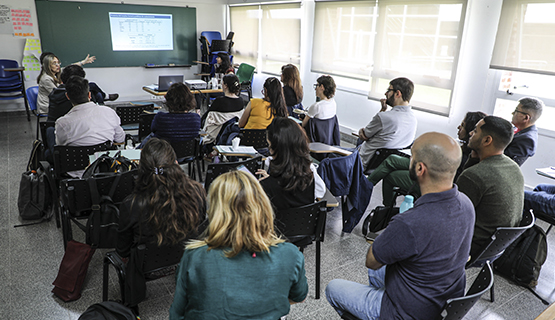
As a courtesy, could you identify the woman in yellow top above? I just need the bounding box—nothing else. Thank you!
[239,77,288,129]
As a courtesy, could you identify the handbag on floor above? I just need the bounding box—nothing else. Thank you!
[52,240,96,302]
[16,140,56,225]
[79,301,138,320]
[362,206,400,236]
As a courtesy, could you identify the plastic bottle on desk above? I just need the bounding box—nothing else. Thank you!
[399,195,414,213]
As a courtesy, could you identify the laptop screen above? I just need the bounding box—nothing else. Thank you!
[158,75,184,91]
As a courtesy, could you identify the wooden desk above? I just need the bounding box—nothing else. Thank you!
[319,189,339,207]
[213,145,260,158]
[536,302,555,320]
[309,142,353,156]
[143,86,223,96]
[536,167,555,180]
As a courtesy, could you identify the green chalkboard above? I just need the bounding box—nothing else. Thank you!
[35,0,196,67]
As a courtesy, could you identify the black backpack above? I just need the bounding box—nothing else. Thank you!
[79,301,138,320]
[82,150,137,179]
[85,175,121,248]
[493,225,547,288]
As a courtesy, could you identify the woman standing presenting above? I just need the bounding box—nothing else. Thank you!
[238,77,287,129]
[169,170,308,320]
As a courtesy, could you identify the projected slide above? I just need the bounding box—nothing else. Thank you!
[109,12,173,51]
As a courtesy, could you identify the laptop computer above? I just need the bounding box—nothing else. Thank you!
[145,75,184,92]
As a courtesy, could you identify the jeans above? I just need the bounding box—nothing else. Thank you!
[325,266,386,320]
[367,155,420,206]
[524,184,555,217]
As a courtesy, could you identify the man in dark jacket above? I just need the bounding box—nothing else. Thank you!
[504,97,543,166]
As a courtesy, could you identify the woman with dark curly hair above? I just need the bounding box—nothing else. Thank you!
[118,137,206,257]
[257,117,325,210]
[238,77,288,129]
[138,82,200,148]
[117,138,206,306]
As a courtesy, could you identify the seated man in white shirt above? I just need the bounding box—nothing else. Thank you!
[54,75,125,177]
[358,77,417,171]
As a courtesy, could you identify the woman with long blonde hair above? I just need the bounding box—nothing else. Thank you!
[170,170,308,320]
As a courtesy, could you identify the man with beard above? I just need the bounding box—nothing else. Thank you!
[456,115,523,260]
[326,132,474,320]
[358,77,417,171]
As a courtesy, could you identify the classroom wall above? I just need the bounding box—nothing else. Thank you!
[3,0,553,187]
[0,0,226,111]
[229,0,554,189]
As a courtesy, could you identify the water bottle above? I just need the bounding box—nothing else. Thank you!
[399,195,414,213]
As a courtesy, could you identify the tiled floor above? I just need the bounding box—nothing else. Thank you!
[1,110,554,319]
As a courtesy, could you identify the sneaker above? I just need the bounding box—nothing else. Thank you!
[106,93,119,101]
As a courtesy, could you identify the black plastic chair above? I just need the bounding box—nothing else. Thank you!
[438,261,494,320]
[59,170,137,249]
[204,156,263,192]
[127,113,156,147]
[50,142,113,228]
[275,201,327,299]
[103,242,184,307]
[168,137,203,182]
[115,104,154,131]
[53,142,113,180]
[465,209,534,302]
[239,128,268,151]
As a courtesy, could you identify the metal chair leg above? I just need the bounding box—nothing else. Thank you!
[316,240,321,299]
[490,282,494,302]
[103,257,110,301]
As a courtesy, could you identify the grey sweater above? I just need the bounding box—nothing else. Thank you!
[456,154,524,259]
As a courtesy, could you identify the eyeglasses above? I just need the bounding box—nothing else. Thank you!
[313,83,320,89]
[51,62,61,66]
[512,109,529,116]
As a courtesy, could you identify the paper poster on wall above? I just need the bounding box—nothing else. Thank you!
[0,5,13,34]
[22,38,42,81]
[11,8,34,37]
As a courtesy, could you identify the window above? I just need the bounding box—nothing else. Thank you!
[312,1,378,80]
[491,1,555,75]
[312,0,466,116]
[492,70,555,135]
[230,3,301,75]
[490,1,555,135]
[230,5,259,69]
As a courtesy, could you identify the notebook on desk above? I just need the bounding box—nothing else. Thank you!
[144,75,184,92]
